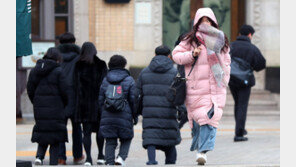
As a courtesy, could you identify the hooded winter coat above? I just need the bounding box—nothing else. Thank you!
[99,69,136,139]
[74,56,107,123]
[27,59,68,145]
[172,8,231,128]
[135,55,181,149]
[58,43,81,118]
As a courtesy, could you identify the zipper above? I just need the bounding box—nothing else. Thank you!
[113,85,116,97]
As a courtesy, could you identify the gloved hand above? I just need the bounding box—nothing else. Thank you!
[177,105,187,121]
[177,109,182,121]
[133,115,138,125]
[179,111,188,122]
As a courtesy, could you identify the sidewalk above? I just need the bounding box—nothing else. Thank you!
[16,115,280,167]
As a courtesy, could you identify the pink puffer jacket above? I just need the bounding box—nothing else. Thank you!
[172,8,231,128]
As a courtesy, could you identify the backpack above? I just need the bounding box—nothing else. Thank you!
[104,83,127,113]
[166,58,197,106]
[229,57,255,88]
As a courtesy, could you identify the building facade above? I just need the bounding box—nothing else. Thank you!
[20,0,280,117]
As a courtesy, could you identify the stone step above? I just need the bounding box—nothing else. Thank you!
[223,109,280,116]
[225,89,280,113]
[225,99,278,106]
[224,103,279,112]
[226,89,275,101]
[224,103,279,111]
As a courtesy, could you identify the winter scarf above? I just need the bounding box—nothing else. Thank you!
[197,23,227,87]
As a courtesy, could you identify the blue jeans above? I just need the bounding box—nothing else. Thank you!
[190,107,217,153]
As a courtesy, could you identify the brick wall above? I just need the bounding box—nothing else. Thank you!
[89,0,134,51]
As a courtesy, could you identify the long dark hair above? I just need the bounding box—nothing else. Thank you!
[183,16,229,53]
[43,47,63,63]
[79,42,97,64]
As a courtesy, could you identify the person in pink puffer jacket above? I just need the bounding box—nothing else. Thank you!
[172,8,231,165]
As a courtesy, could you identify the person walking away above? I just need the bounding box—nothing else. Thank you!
[99,55,138,166]
[74,42,107,165]
[172,8,231,165]
[229,25,266,142]
[27,48,69,165]
[135,45,181,165]
[57,32,84,165]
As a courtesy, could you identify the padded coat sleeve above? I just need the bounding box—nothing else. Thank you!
[172,40,195,65]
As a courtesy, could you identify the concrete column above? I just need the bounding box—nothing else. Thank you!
[73,0,89,46]
[40,0,55,40]
[246,0,277,90]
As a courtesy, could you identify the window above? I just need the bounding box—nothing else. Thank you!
[54,0,72,38]
[31,0,40,40]
[30,0,73,41]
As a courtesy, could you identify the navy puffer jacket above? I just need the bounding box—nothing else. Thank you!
[27,59,68,145]
[99,69,136,139]
[135,55,181,149]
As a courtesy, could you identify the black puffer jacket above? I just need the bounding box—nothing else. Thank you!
[135,55,181,149]
[58,43,80,118]
[27,59,68,145]
[230,36,266,72]
[99,69,136,139]
[74,56,107,123]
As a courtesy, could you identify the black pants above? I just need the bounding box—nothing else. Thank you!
[58,116,83,160]
[229,86,251,137]
[82,123,93,163]
[81,123,105,164]
[147,145,177,164]
[36,143,59,165]
[105,138,132,165]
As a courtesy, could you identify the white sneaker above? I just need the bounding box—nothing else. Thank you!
[115,156,125,166]
[34,158,43,165]
[84,162,92,166]
[97,159,106,165]
[196,153,207,165]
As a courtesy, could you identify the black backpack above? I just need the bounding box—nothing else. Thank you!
[229,57,255,88]
[104,83,127,113]
[166,58,197,106]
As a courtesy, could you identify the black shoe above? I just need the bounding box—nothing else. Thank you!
[244,129,248,136]
[146,161,158,165]
[234,136,248,142]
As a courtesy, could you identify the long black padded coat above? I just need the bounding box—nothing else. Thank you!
[27,59,68,145]
[99,69,136,139]
[135,55,181,149]
[74,56,107,124]
[58,43,80,118]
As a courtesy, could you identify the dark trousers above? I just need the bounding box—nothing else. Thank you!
[82,123,93,163]
[147,145,177,164]
[96,130,105,159]
[59,116,83,160]
[105,138,132,165]
[36,143,59,165]
[81,122,105,164]
[229,86,251,137]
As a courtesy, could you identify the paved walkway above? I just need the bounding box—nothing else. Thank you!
[16,115,280,167]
